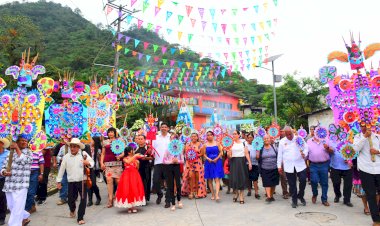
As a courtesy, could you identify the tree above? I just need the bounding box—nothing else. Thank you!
[262,74,328,128]
[244,112,286,128]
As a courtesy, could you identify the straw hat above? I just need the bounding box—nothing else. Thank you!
[0,138,10,149]
[68,138,85,149]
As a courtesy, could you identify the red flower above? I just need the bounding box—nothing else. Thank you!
[343,112,356,124]
[339,79,352,91]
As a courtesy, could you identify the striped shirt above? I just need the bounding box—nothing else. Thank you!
[31,151,44,171]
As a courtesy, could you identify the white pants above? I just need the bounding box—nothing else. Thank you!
[6,189,30,226]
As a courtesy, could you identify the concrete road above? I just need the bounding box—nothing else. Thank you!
[21,180,372,226]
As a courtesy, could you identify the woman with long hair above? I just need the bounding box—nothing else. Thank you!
[228,130,252,204]
[182,132,206,199]
[100,127,124,208]
[202,131,224,201]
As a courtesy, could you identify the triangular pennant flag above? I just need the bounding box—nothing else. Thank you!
[131,0,137,7]
[193,63,198,69]
[243,37,247,45]
[170,60,175,67]
[178,61,183,67]
[152,5,162,16]
[166,11,173,21]
[153,56,160,62]
[185,5,193,17]
[132,51,137,56]
[226,38,230,45]
[177,15,184,25]
[146,55,151,62]
[232,8,238,16]
[232,24,237,32]
[238,52,243,58]
[258,35,262,43]
[250,36,255,45]
[259,21,265,30]
[212,23,217,32]
[188,34,193,43]
[198,7,205,19]
[124,48,130,54]
[221,24,227,34]
[220,9,226,15]
[125,36,131,44]
[254,5,259,13]
[138,52,144,60]
[147,23,153,31]
[179,49,185,54]
[143,1,150,13]
[137,19,143,29]
[232,52,236,60]
[201,21,207,31]
[273,0,278,6]
[224,53,228,60]
[186,62,191,69]
[241,24,246,30]
[116,45,122,52]
[106,5,113,15]
[117,33,123,41]
[166,28,172,35]
[263,2,268,11]
[251,23,256,31]
[161,46,167,54]
[267,20,272,28]
[178,31,183,40]
[190,18,196,28]
[162,59,168,65]
[153,44,159,53]
[155,25,162,34]
[158,0,165,8]
[143,42,149,50]
[234,38,239,45]
[209,8,215,19]
[170,48,176,55]
[134,39,140,48]
[265,33,270,40]
[126,15,133,24]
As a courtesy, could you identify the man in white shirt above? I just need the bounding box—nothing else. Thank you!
[277,126,309,208]
[57,138,94,225]
[353,123,380,226]
[152,122,171,206]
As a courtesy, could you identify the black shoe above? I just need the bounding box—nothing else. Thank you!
[299,198,306,206]
[164,203,170,208]
[291,202,297,208]
[156,195,162,205]
[95,198,101,205]
[87,200,93,207]
[344,202,353,207]
[270,197,275,202]
[255,194,261,199]
[247,191,251,196]
[0,219,5,225]
[334,196,340,203]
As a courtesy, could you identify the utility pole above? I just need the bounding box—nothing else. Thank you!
[105,1,139,94]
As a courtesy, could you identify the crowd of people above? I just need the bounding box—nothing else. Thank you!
[0,121,379,226]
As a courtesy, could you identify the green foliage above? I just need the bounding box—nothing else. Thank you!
[262,74,328,128]
[244,112,286,128]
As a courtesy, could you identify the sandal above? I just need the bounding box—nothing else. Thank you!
[240,200,245,204]
[233,197,237,202]
[78,220,86,225]
[107,199,113,208]
[178,202,183,209]
[171,205,176,211]
[364,209,370,215]
[22,219,31,226]
[188,194,194,200]
[69,212,76,218]
[132,209,137,213]
[128,209,132,213]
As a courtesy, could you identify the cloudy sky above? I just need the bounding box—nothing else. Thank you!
[2,0,380,85]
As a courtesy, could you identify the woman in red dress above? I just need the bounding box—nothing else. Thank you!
[114,146,146,213]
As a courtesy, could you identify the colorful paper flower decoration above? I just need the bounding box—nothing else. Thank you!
[185,149,197,162]
[29,130,47,152]
[253,136,264,151]
[328,123,348,142]
[337,141,357,160]
[168,139,184,156]
[339,79,352,91]
[319,66,337,84]
[182,126,192,137]
[127,142,137,150]
[343,111,356,124]
[213,125,222,136]
[295,137,305,151]
[120,127,130,139]
[372,76,380,87]
[180,135,190,144]
[315,126,329,140]
[297,128,308,139]
[221,135,233,149]
[257,127,266,137]
[268,124,280,139]
[111,139,125,155]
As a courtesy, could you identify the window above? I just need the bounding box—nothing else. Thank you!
[188,98,198,105]
[218,102,232,109]
[203,100,216,108]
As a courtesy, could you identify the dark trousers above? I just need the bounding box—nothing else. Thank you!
[139,166,152,201]
[68,182,87,222]
[88,171,100,202]
[310,162,329,202]
[359,171,380,223]
[153,164,166,198]
[164,164,181,205]
[280,170,289,195]
[36,167,51,201]
[286,168,307,204]
[0,178,6,221]
[330,168,353,203]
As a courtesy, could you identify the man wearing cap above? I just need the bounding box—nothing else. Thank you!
[353,123,380,226]
[0,138,10,225]
[57,138,94,225]
[1,136,33,226]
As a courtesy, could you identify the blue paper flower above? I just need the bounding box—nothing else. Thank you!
[253,136,264,151]
[186,149,197,162]
[222,135,233,148]
[111,139,125,155]
[168,139,184,156]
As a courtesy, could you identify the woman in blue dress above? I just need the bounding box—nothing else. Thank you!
[202,131,224,201]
